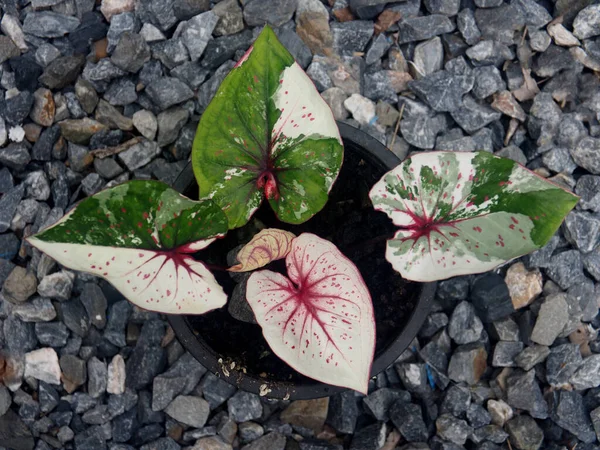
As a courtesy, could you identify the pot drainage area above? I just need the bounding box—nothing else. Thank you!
[1,1,600,450]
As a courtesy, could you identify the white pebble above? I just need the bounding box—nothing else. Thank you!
[9,125,25,142]
[25,348,61,385]
[343,93,377,126]
[107,354,126,395]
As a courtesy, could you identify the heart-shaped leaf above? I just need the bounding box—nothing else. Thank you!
[246,233,375,394]
[27,181,229,314]
[192,25,343,229]
[229,228,295,272]
[370,151,579,282]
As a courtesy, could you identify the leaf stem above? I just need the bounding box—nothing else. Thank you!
[203,263,230,272]
[390,103,405,151]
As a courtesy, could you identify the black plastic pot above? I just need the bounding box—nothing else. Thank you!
[169,122,436,400]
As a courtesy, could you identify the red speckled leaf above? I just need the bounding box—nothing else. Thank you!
[27,181,229,315]
[369,151,579,282]
[246,233,375,393]
[229,228,295,272]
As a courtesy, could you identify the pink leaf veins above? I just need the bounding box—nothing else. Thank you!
[246,233,375,393]
[229,228,296,272]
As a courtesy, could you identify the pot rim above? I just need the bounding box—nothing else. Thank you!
[169,122,437,400]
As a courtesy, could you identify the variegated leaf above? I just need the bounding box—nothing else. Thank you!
[370,151,579,282]
[28,181,229,314]
[246,233,375,394]
[229,228,295,272]
[192,25,343,229]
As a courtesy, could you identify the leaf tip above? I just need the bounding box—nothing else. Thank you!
[356,382,369,396]
[227,264,243,273]
[25,234,41,248]
[260,23,276,38]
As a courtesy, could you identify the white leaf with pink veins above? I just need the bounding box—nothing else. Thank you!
[29,238,226,315]
[246,233,375,394]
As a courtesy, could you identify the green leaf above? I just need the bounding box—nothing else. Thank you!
[28,181,230,314]
[192,25,343,229]
[369,151,579,282]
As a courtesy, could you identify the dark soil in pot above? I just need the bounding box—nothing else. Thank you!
[170,123,435,399]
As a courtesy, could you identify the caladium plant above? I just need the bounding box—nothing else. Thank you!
[27,181,229,315]
[246,233,375,394]
[25,24,580,397]
[192,25,343,229]
[369,151,579,282]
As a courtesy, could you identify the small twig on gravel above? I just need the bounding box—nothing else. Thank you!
[90,137,143,159]
[390,102,405,150]
[520,25,528,46]
[504,118,519,146]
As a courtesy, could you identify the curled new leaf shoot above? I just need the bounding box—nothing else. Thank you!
[27,181,229,314]
[192,25,343,229]
[229,228,296,272]
[369,151,579,282]
[246,233,375,394]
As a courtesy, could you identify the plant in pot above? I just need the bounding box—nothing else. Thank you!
[27,26,579,398]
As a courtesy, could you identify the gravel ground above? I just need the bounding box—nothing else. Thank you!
[1,0,600,449]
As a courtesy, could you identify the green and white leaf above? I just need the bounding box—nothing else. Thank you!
[192,25,343,229]
[369,151,579,282]
[28,181,229,314]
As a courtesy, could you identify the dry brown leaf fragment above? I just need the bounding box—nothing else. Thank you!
[90,137,143,159]
[296,10,334,56]
[388,47,409,72]
[387,70,413,92]
[381,430,402,450]
[504,118,520,147]
[375,9,402,35]
[491,91,527,122]
[332,6,354,22]
[229,228,296,272]
[547,22,581,47]
[512,67,539,102]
